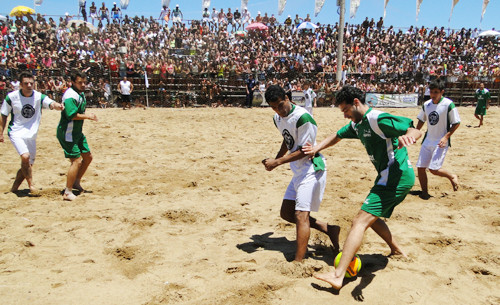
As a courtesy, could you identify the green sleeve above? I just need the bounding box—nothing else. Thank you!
[63,98,79,120]
[337,122,358,139]
[377,113,414,138]
[296,112,316,128]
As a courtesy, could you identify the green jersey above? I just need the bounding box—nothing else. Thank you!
[337,108,414,188]
[57,87,87,142]
[475,88,490,116]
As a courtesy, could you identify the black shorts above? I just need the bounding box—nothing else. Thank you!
[122,94,131,103]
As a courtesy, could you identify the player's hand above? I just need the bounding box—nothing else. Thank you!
[88,113,98,121]
[438,136,448,148]
[302,142,316,158]
[398,135,416,149]
[0,134,4,142]
[262,158,278,171]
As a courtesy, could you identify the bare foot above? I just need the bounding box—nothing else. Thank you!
[419,192,431,200]
[326,225,340,252]
[63,192,76,201]
[389,248,408,259]
[72,183,84,192]
[450,175,459,191]
[314,271,344,290]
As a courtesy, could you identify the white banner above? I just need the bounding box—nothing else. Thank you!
[481,0,489,22]
[278,0,286,16]
[241,0,249,11]
[34,0,43,6]
[202,0,210,10]
[416,0,423,21]
[366,93,419,108]
[161,0,171,7]
[120,0,130,9]
[315,0,325,17]
[449,0,459,22]
[383,0,389,19]
[350,0,361,19]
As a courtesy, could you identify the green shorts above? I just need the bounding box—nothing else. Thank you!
[361,184,412,218]
[475,104,486,116]
[57,134,90,158]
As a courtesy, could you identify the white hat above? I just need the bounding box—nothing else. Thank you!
[65,12,69,16]
[176,4,179,7]
[258,11,261,15]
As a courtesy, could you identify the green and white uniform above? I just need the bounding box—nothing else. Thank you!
[416,97,460,170]
[57,87,90,158]
[274,104,327,212]
[337,108,415,218]
[474,88,490,116]
[1,90,55,164]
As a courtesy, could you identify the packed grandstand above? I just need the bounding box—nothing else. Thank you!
[0,9,499,107]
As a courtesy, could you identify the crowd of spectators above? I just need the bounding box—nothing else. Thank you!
[0,6,499,106]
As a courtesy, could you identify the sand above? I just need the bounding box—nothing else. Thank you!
[0,106,499,305]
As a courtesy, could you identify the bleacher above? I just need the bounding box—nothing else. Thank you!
[445,80,500,106]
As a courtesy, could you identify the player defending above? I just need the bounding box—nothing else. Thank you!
[57,70,98,201]
[416,79,460,200]
[474,83,490,128]
[303,86,421,289]
[0,72,64,193]
[262,85,340,262]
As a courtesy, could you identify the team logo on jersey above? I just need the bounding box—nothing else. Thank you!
[21,104,35,118]
[282,129,295,150]
[363,129,371,137]
[428,111,439,125]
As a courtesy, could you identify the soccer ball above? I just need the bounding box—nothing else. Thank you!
[334,252,362,278]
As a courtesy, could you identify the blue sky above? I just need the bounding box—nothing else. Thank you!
[4,0,499,31]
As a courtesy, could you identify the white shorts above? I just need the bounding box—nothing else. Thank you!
[10,137,36,164]
[284,170,326,212]
[173,16,181,23]
[416,144,448,170]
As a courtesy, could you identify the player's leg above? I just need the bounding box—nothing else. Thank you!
[370,218,406,257]
[19,153,35,192]
[417,167,429,199]
[315,210,378,289]
[74,152,93,191]
[294,210,311,261]
[416,145,432,199]
[64,157,81,201]
[428,146,458,191]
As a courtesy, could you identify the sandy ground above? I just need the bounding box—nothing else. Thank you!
[0,105,499,305]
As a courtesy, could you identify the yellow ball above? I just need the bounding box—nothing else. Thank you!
[334,252,362,278]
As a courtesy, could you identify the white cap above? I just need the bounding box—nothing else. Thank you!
[113,2,116,4]
[176,4,179,7]
[65,12,69,15]
[257,11,261,14]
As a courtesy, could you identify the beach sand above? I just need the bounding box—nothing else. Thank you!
[0,106,499,304]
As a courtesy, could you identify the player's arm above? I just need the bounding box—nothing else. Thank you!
[398,128,422,149]
[302,133,342,157]
[130,82,134,93]
[0,114,7,142]
[416,119,425,130]
[438,123,459,148]
[263,142,305,172]
[72,113,98,121]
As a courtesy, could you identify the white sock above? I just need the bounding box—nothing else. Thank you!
[65,188,73,195]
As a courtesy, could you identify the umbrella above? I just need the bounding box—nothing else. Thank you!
[246,22,268,31]
[478,30,500,37]
[9,6,35,17]
[234,30,247,37]
[296,21,318,31]
[68,20,97,33]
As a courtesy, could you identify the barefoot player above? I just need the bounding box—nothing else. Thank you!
[303,86,421,289]
[262,85,340,262]
[416,79,460,199]
[0,71,64,193]
[57,70,98,201]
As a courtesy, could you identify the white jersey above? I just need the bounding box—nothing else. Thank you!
[273,104,326,177]
[417,97,460,147]
[1,90,54,138]
[119,80,131,95]
[303,88,317,114]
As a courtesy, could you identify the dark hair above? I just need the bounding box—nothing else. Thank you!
[70,69,87,82]
[335,86,365,106]
[265,85,286,104]
[429,79,445,91]
[19,71,34,82]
